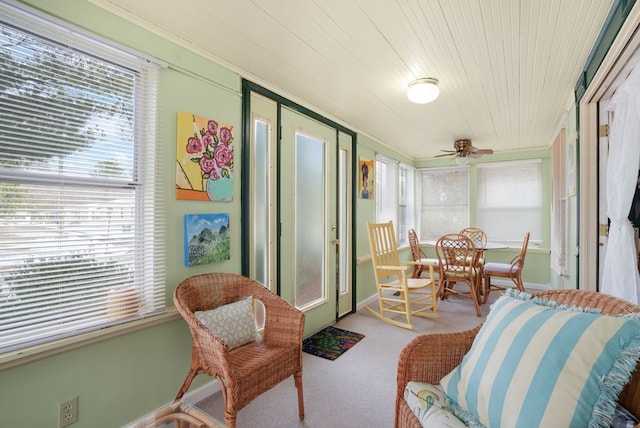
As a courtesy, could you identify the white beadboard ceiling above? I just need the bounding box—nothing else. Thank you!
[90,0,614,160]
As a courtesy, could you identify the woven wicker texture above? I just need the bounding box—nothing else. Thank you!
[408,229,438,278]
[394,289,640,428]
[482,232,530,304]
[435,234,482,317]
[174,273,305,427]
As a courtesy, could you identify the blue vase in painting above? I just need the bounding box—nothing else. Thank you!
[206,176,233,201]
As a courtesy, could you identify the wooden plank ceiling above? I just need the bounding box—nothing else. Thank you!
[90,0,614,160]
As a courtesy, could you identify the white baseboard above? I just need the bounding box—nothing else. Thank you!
[183,380,220,404]
[491,278,551,291]
[124,381,220,427]
[356,279,550,311]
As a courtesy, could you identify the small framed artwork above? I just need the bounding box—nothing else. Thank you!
[359,158,374,199]
[184,213,230,266]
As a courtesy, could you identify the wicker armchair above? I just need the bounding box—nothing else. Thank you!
[395,289,640,428]
[174,273,305,427]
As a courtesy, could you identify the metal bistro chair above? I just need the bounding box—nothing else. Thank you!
[482,232,530,303]
[366,221,438,329]
[435,233,482,317]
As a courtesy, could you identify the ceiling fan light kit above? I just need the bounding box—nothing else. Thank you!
[435,139,495,163]
[407,77,439,104]
[455,156,470,166]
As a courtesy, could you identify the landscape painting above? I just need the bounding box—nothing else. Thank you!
[184,213,230,266]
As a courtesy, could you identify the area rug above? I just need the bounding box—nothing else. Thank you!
[302,326,365,360]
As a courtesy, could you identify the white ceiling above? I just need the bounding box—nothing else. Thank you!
[89,0,614,160]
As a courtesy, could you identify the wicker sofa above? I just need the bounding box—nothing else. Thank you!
[395,289,640,427]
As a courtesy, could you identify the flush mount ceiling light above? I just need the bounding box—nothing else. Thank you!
[407,78,440,104]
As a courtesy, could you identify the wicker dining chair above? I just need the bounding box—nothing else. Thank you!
[174,273,305,428]
[482,231,530,303]
[395,289,640,428]
[407,228,439,279]
[458,227,487,260]
[435,233,482,317]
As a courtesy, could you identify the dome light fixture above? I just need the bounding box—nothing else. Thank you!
[455,155,470,166]
[407,77,440,104]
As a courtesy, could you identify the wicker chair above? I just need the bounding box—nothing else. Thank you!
[407,228,439,279]
[435,233,482,317]
[174,273,305,427]
[395,289,640,428]
[482,231,530,303]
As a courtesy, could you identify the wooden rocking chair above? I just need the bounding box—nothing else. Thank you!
[366,221,438,329]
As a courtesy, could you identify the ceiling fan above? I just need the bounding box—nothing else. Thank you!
[436,139,494,160]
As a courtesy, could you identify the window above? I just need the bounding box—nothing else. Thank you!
[0,4,164,354]
[419,167,469,240]
[477,160,542,245]
[376,156,415,244]
[376,156,398,226]
[397,164,415,245]
[551,131,567,275]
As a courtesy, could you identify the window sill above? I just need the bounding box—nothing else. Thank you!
[0,308,180,371]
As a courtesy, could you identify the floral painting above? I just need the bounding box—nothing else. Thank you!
[176,111,234,201]
[184,213,230,266]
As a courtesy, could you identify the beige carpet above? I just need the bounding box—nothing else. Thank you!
[197,293,499,427]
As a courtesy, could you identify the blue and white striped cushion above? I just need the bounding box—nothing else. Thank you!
[440,291,640,428]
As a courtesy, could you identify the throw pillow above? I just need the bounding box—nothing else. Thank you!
[404,381,470,428]
[440,290,640,428]
[194,296,262,350]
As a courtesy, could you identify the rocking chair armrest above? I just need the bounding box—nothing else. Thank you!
[401,260,436,267]
[378,264,411,271]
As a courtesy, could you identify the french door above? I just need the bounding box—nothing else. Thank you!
[279,106,337,333]
[245,86,353,335]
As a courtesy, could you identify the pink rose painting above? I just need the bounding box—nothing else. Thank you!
[176,111,234,201]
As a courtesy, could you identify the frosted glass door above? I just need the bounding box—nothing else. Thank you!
[280,106,337,335]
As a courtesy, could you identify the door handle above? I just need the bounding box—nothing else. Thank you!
[332,239,341,245]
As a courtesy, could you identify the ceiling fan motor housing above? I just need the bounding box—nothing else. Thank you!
[454,139,471,156]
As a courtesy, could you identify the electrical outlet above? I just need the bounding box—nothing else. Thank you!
[58,396,78,428]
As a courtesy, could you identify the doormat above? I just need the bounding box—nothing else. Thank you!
[302,326,365,360]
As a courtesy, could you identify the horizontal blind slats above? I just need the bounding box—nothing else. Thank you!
[0,4,165,353]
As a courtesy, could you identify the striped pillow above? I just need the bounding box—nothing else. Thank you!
[440,291,640,428]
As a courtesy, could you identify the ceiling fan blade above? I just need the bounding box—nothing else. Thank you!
[435,152,455,158]
[468,146,494,155]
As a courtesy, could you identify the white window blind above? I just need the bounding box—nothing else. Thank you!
[551,131,567,275]
[419,167,469,240]
[376,157,415,244]
[477,160,542,245]
[0,3,165,353]
[375,156,398,227]
[397,163,415,245]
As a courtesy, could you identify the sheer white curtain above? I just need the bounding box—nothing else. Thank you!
[602,62,640,304]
